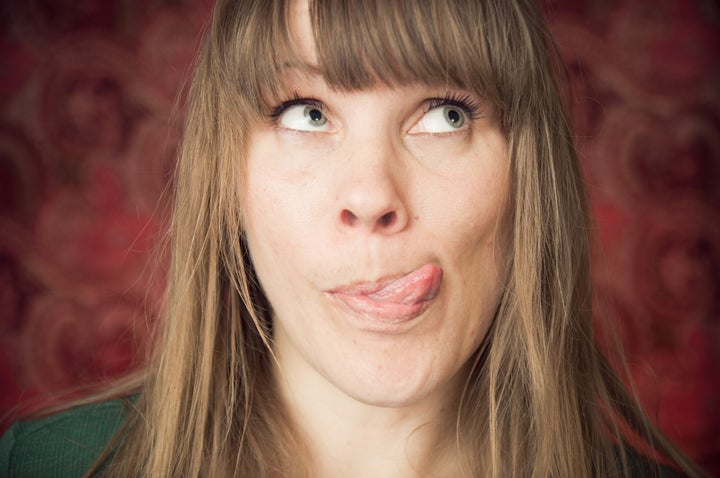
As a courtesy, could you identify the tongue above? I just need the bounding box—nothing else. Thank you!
[367,264,443,304]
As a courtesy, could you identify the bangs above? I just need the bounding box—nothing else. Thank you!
[220,0,509,113]
[308,0,498,94]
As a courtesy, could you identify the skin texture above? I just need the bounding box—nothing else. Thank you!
[240,3,511,476]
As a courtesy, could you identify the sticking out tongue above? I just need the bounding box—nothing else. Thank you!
[329,264,443,323]
[365,264,443,304]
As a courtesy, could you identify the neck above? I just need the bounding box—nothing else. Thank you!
[273,340,463,478]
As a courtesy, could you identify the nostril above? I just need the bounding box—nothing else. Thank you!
[378,211,396,228]
[341,209,359,226]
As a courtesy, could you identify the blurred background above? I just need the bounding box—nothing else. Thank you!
[0,0,718,474]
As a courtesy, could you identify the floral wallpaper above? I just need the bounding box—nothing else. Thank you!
[0,0,718,474]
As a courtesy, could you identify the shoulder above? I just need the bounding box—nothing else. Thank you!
[0,397,134,478]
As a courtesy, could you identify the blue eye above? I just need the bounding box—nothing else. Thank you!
[273,102,331,132]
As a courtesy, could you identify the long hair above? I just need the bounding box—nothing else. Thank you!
[95,0,706,476]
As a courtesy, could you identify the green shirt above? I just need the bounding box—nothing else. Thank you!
[0,399,129,478]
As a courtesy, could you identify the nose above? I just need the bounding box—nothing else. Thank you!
[336,139,409,235]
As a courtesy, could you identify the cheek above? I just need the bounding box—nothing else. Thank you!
[243,136,311,242]
[435,156,510,329]
[242,138,332,301]
[244,188,306,282]
[435,164,509,261]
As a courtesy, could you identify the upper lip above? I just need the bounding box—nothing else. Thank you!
[327,271,412,295]
[325,263,440,296]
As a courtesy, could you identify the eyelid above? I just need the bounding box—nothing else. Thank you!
[269,94,326,120]
[424,93,482,120]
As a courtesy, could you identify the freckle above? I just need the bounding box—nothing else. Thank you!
[414,215,419,221]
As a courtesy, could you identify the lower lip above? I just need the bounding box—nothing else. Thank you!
[327,265,443,330]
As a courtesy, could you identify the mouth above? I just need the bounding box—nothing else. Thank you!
[326,264,443,324]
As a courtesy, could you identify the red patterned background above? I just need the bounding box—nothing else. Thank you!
[0,0,718,474]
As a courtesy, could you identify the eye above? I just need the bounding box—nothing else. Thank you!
[408,93,481,135]
[412,106,467,134]
[275,103,331,132]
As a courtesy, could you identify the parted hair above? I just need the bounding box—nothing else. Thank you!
[91,0,706,476]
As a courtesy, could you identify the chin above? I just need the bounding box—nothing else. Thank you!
[345,386,434,409]
[332,359,455,409]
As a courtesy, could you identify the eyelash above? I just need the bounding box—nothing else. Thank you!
[267,91,482,126]
[425,93,482,121]
[268,93,324,125]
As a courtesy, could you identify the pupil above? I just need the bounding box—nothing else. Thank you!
[305,106,325,125]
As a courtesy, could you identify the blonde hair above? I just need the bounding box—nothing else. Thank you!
[94,0,706,476]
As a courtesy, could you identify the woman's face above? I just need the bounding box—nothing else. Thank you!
[242,7,510,408]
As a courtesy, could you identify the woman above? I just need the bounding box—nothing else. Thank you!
[0,0,708,476]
